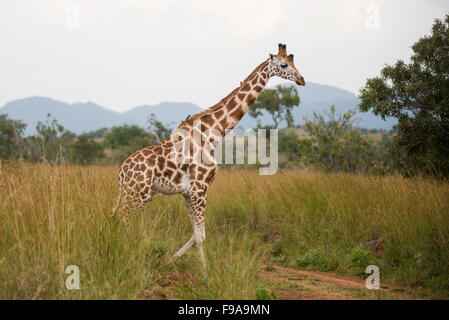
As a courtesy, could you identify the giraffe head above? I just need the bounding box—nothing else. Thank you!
[269,43,305,86]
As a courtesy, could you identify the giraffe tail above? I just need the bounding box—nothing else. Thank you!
[111,177,124,217]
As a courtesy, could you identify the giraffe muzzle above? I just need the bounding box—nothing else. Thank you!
[295,75,306,86]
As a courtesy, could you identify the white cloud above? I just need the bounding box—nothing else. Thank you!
[194,0,284,38]
[116,0,176,10]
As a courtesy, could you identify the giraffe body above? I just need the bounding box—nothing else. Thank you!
[112,44,305,273]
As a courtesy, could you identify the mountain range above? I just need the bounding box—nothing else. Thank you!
[0,82,396,136]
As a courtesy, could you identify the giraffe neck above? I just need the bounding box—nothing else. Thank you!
[214,59,271,133]
[171,58,272,147]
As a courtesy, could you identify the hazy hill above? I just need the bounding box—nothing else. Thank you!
[0,97,124,136]
[122,102,203,129]
[0,83,396,136]
[0,97,202,136]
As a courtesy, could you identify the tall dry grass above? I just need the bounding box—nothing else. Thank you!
[0,163,448,299]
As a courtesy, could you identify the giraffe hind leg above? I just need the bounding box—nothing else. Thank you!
[173,235,195,258]
[111,171,125,217]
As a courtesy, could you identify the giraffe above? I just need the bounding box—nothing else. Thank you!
[112,44,305,273]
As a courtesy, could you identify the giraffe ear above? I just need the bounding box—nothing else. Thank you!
[269,54,274,60]
[278,43,287,57]
[288,54,294,64]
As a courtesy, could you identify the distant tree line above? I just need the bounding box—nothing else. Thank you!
[0,113,171,166]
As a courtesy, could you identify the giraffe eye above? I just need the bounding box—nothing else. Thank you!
[280,64,288,68]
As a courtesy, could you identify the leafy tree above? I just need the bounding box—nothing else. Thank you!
[85,127,108,139]
[278,129,311,165]
[103,124,157,164]
[359,15,449,176]
[34,114,74,164]
[249,85,300,129]
[147,113,173,142]
[103,124,155,149]
[301,106,388,174]
[70,135,105,165]
[0,114,26,159]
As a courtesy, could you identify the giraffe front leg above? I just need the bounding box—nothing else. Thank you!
[176,189,208,275]
[189,190,208,275]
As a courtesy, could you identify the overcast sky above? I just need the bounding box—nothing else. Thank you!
[1,0,448,112]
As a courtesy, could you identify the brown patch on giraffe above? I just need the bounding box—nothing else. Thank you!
[200,123,209,133]
[229,107,244,120]
[205,169,216,184]
[237,93,246,101]
[246,93,256,105]
[254,85,263,93]
[164,141,174,148]
[188,164,197,179]
[173,171,183,184]
[146,156,156,167]
[125,158,132,164]
[189,140,194,157]
[146,170,153,179]
[214,109,224,119]
[129,162,136,169]
[201,114,214,127]
[227,97,237,109]
[163,148,171,156]
[157,156,165,171]
[241,83,251,92]
[142,149,151,156]
[154,147,162,154]
[167,160,177,170]
[220,118,229,130]
[163,169,175,179]
[251,77,258,85]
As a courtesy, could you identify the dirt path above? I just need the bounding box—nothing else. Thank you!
[259,264,416,300]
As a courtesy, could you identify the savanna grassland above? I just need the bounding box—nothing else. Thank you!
[0,163,448,299]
